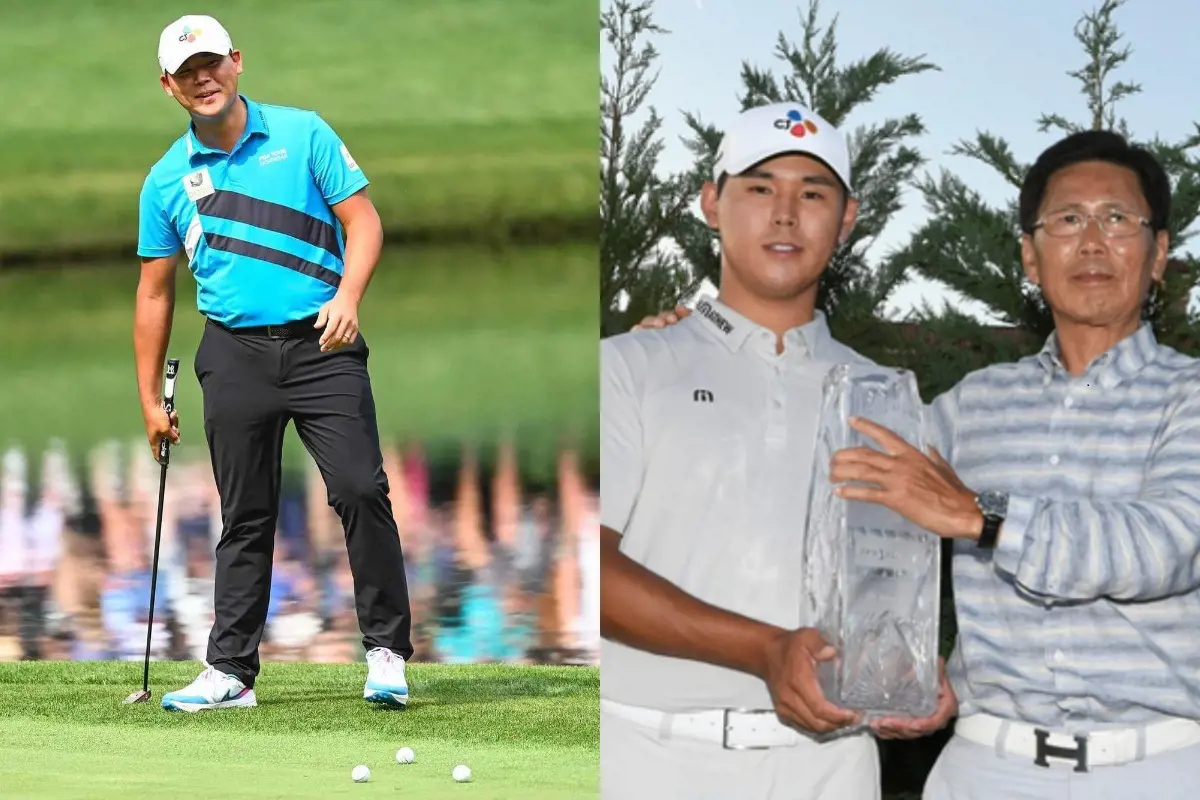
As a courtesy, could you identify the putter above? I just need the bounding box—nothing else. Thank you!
[123,357,180,705]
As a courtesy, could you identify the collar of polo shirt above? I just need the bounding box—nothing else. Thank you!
[690,296,831,357]
[1035,321,1158,390]
[184,94,270,160]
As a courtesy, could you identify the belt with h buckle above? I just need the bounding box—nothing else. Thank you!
[955,712,1200,772]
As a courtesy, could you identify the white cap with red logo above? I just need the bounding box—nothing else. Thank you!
[712,102,852,193]
[157,14,234,75]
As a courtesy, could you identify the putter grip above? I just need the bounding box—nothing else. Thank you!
[158,358,180,463]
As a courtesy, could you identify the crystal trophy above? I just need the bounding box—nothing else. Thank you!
[803,363,941,719]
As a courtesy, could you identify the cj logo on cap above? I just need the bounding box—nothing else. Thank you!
[773,109,819,138]
[178,25,202,43]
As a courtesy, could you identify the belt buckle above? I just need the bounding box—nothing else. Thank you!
[1033,728,1089,773]
[265,325,287,340]
[722,708,777,751]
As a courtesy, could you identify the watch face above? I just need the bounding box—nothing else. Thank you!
[978,490,1008,517]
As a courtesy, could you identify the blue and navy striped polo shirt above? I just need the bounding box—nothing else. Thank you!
[137,95,369,327]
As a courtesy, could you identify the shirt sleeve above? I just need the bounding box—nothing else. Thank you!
[309,113,370,206]
[992,390,1200,603]
[600,337,645,535]
[137,173,181,258]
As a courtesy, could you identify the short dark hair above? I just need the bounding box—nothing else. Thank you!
[1019,130,1171,234]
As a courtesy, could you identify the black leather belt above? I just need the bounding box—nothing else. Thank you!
[207,316,320,339]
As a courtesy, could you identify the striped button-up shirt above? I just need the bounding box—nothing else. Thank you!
[928,323,1200,729]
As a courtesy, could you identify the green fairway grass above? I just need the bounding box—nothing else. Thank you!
[1,243,599,466]
[0,660,599,799]
[0,0,595,255]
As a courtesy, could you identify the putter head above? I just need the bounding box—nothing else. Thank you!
[123,689,152,705]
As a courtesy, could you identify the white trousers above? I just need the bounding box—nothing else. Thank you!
[601,706,881,800]
[924,733,1200,800]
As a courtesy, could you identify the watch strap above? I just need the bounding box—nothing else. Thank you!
[977,513,1002,549]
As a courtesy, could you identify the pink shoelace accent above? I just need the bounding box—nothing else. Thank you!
[198,667,240,692]
[371,648,397,666]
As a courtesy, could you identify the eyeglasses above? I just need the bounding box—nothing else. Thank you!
[1032,209,1151,238]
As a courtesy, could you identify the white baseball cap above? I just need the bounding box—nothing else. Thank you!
[157,14,234,75]
[712,102,852,193]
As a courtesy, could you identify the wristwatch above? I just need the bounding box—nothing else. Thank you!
[975,490,1009,549]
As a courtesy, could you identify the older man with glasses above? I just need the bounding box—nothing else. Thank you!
[838,129,1200,799]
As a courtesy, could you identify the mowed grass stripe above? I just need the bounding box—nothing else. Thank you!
[0,724,597,798]
[0,132,596,253]
[0,0,596,254]
[0,1,595,133]
[0,661,598,745]
[0,244,599,457]
[0,146,594,201]
[0,662,598,798]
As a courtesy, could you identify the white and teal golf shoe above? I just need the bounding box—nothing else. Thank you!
[363,647,409,708]
[161,666,257,713]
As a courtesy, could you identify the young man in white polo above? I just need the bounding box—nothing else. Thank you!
[600,103,885,799]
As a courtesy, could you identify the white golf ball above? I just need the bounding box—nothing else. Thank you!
[452,764,472,783]
[352,765,371,783]
[395,746,415,764]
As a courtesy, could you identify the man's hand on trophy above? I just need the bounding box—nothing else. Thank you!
[630,304,691,331]
[869,657,958,740]
[830,417,985,540]
[760,628,862,735]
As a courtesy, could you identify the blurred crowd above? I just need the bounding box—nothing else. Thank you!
[0,437,599,667]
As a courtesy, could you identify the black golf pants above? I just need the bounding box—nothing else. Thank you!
[194,318,413,688]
